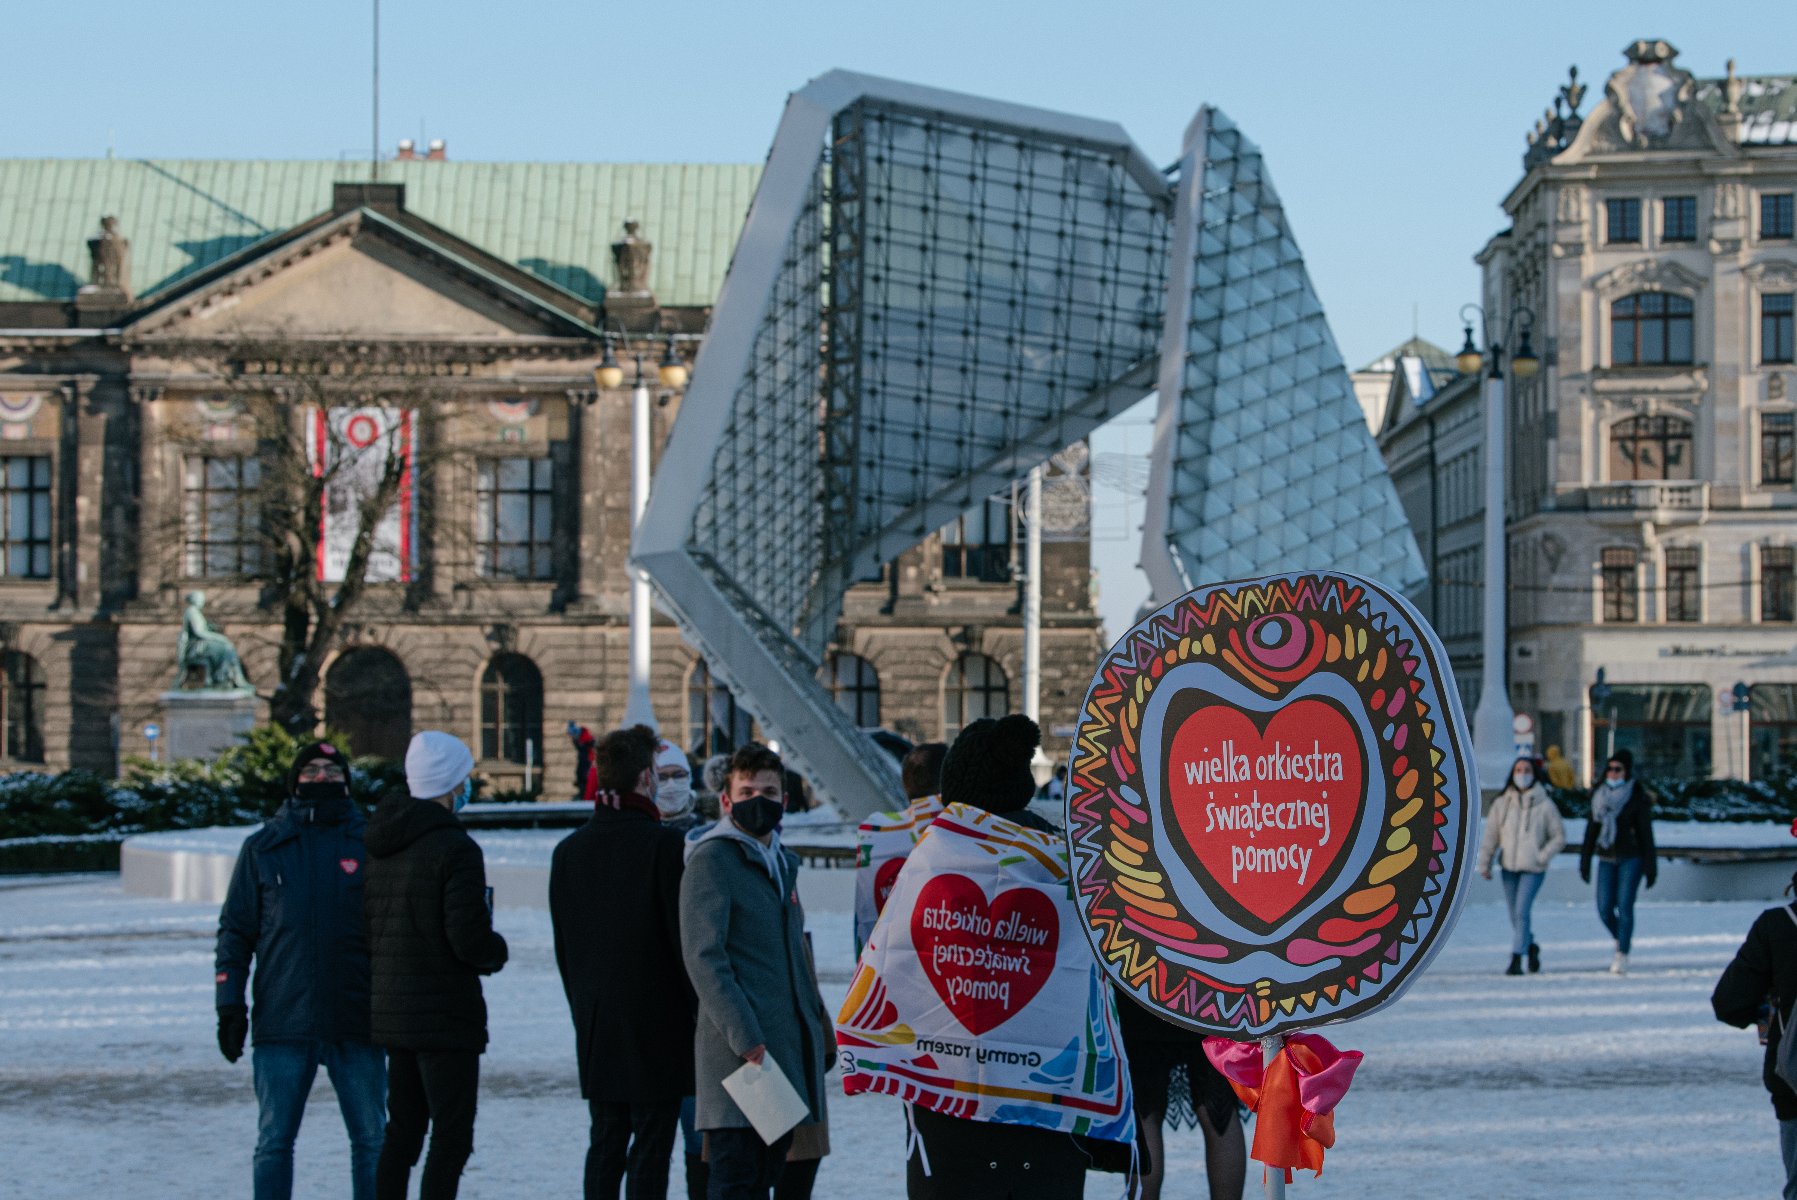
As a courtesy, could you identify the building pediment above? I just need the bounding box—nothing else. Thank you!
[1745,259,1797,291]
[1591,257,1706,298]
[1554,41,1740,163]
[124,209,601,344]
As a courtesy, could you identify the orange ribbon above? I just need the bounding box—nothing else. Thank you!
[1203,1032,1363,1180]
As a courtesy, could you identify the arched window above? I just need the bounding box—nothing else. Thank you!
[2,650,45,762]
[1611,292,1694,365]
[686,659,752,759]
[943,653,1008,737]
[323,647,412,761]
[1609,415,1693,481]
[480,654,543,765]
[824,653,880,727]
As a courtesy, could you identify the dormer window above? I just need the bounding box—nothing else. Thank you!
[1611,292,1694,365]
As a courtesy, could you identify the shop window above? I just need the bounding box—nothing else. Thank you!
[1751,684,1797,777]
[1590,683,1712,780]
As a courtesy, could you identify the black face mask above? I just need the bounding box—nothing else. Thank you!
[294,781,349,805]
[730,796,783,838]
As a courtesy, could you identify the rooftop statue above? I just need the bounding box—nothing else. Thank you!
[173,591,251,691]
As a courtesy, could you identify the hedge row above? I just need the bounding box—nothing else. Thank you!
[1548,766,1797,824]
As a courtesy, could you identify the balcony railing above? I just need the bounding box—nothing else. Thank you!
[1586,481,1709,515]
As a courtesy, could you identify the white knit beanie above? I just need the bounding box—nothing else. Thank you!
[405,731,474,799]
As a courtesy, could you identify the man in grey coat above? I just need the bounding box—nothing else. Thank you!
[679,742,832,1200]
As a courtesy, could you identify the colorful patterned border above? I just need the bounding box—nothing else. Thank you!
[1066,573,1475,1038]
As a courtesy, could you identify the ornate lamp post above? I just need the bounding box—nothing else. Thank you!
[1456,303,1539,794]
[595,330,687,731]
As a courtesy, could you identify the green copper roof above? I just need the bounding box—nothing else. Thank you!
[0,159,761,306]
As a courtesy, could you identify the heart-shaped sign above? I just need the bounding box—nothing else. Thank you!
[1164,697,1366,930]
[910,873,1059,1035]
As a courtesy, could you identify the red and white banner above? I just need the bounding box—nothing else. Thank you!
[310,408,413,583]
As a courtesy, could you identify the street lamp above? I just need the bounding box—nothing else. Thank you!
[595,325,687,731]
[1458,301,1538,794]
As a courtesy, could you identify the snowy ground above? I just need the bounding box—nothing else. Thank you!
[0,873,1783,1199]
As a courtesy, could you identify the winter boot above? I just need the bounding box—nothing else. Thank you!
[1527,942,1541,973]
[1505,954,1524,976]
[1609,950,1629,975]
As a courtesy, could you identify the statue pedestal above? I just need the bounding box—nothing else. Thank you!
[160,690,257,761]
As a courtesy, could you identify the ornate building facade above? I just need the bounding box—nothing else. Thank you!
[0,161,1101,794]
[1383,41,1797,783]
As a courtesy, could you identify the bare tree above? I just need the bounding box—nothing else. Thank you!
[151,331,479,734]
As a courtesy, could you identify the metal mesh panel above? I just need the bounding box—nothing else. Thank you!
[1156,109,1424,593]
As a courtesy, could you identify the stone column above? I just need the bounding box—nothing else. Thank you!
[129,385,166,603]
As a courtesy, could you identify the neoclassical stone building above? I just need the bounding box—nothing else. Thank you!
[0,160,1101,793]
[1383,41,1797,783]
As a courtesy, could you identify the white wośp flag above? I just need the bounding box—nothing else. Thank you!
[310,407,413,583]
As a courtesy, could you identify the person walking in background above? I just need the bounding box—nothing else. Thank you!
[570,722,600,802]
[1478,755,1567,975]
[215,741,384,1200]
[1712,872,1797,1199]
[680,743,833,1200]
[1579,749,1657,975]
[365,732,509,1200]
[654,737,705,836]
[552,725,697,1200]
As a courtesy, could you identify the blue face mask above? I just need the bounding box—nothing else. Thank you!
[453,779,473,813]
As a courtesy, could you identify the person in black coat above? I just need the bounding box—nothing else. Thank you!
[365,731,509,1200]
[552,724,697,1200]
[215,740,385,1200]
[1117,991,1245,1200]
[1713,872,1797,1200]
[1578,749,1657,974]
[904,715,1100,1200]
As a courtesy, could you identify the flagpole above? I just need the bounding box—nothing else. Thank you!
[1261,1034,1286,1200]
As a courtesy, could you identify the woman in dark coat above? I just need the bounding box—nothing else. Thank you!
[1712,873,1797,1200]
[1578,749,1656,974]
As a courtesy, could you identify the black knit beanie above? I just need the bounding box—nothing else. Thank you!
[1607,748,1634,776]
[287,740,352,796]
[941,714,1039,814]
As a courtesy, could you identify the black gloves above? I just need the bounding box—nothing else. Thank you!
[217,1004,248,1063]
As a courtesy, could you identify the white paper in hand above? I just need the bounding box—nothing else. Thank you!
[721,1053,810,1144]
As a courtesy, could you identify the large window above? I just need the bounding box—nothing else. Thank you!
[943,653,1008,737]
[0,456,51,579]
[1601,547,1638,623]
[686,659,752,759]
[1764,546,1795,622]
[1,650,44,762]
[1662,196,1697,242]
[940,494,1012,582]
[1765,193,1795,240]
[1764,413,1795,485]
[824,652,880,728]
[480,653,543,766]
[1664,546,1700,622]
[1611,293,1694,365]
[475,457,554,580]
[1751,685,1797,777]
[1591,684,1711,780]
[1609,415,1693,481]
[1766,294,1795,364]
[182,455,262,578]
[1605,198,1641,244]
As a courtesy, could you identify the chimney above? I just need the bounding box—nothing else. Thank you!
[426,138,447,162]
[395,138,417,161]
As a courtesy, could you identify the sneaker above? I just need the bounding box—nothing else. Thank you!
[1505,955,1524,976]
[1527,943,1541,974]
[1609,951,1628,975]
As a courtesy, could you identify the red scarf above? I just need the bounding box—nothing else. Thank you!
[594,789,659,820]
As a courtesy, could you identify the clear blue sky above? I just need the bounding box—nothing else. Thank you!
[5,1,1771,638]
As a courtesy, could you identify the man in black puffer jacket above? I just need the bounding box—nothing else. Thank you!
[216,740,383,1200]
[1713,873,1797,1200]
[365,731,508,1200]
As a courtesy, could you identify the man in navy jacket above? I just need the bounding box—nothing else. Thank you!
[216,741,384,1200]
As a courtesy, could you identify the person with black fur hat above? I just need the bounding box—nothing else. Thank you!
[215,740,385,1200]
[904,714,1101,1200]
[1579,748,1657,974]
[1713,870,1797,1198]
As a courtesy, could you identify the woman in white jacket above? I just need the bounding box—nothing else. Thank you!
[1477,756,1568,975]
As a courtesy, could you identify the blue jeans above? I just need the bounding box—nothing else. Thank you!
[1499,869,1546,956]
[1594,856,1645,954]
[252,1039,386,1200]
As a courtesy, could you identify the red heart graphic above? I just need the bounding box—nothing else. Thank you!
[340,858,359,875]
[873,855,907,916]
[910,873,1059,1035]
[1165,700,1365,929]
